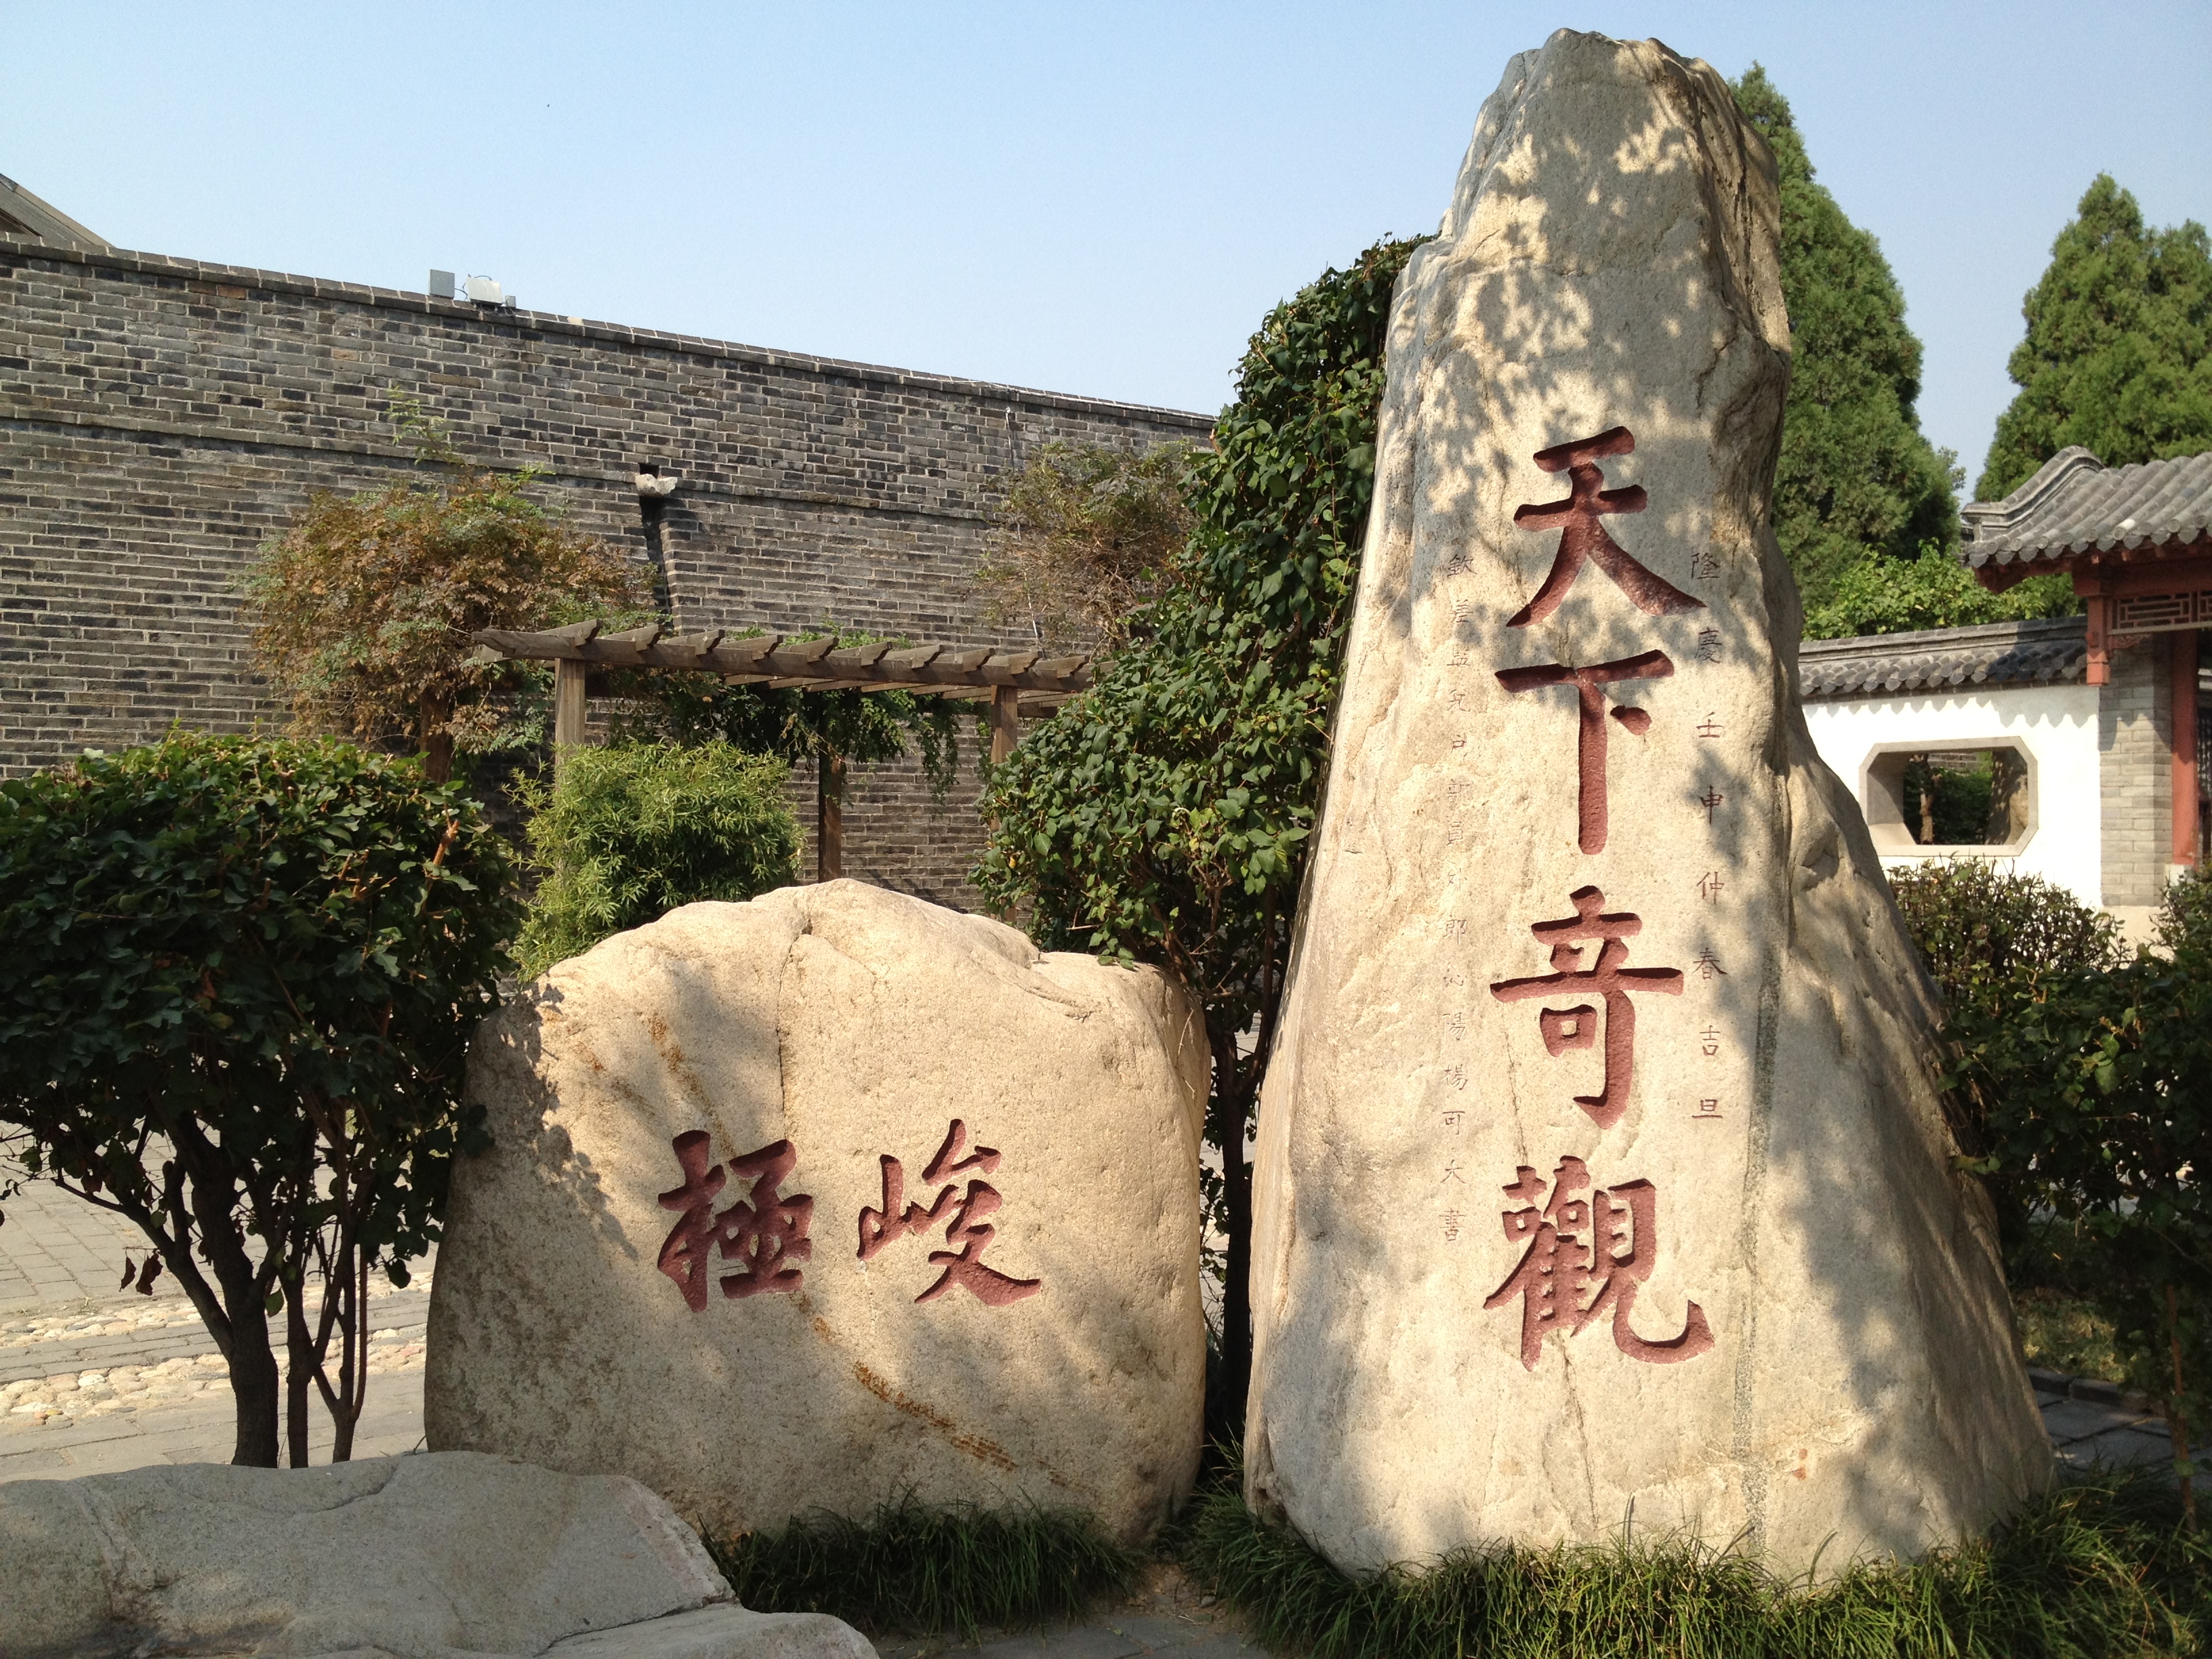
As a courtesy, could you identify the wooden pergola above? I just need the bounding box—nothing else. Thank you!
[466,621,1096,876]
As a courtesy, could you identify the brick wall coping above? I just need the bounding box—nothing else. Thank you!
[0,234,1218,434]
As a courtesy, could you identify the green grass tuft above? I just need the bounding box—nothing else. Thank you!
[1181,1457,2212,1658]
[706,1495,1139,1639]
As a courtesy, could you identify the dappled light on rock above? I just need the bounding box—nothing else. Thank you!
[426,880,1208,1547]
[1244,28,2051,1580]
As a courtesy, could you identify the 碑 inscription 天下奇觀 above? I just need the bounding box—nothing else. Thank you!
[1488,885,1684,1131]
[1496,651,1673,855]
[1506,427,1706,628]
[1483,1155,1715,1369]
[1455,428,1721,1370]
[656,1132,815,1311]
[859,1118,1044,1307]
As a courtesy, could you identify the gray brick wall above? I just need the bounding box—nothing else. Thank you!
[2098,636,2173,906]
[0,237,1210,907]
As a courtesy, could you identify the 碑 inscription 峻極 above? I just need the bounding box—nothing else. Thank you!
[1483,1155,1714,1369]
[1496,651,1673,854]
[1508,428,1706,628]
[858,1118,1043,1307]
[656,1132,815,1311]
[1489,886,1685,1129]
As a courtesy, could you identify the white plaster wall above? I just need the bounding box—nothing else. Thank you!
[1803,682,2104,908]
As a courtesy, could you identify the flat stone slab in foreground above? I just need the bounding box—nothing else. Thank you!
[429,881,1208,1545]
[0,1449,873,1656]
[1246,28,2051,1577]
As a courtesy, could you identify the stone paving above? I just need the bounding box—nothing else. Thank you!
[0,1175,2192,1654]
[0,1167,192,1313]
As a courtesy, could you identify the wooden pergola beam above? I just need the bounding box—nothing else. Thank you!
[470,626,1092,702]
[478,624,1097,878]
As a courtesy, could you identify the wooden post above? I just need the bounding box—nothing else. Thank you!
[552,657,589,775]
[988,686,1021,765]
[2174,630,2200,865]
[2083,587,2113,687]
[817,752,845,882]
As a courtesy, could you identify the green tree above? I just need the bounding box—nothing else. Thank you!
[972,441,1199,652]
[1978,174,2212,500]
[1732,66,1961,613]
[1803,544,2073,640]
[245,401,648,781]
[518,742,802,977]
[0,735,517,1466]
[976,239,1416,1429]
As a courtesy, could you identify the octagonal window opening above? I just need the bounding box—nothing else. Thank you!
[1860,739,2037,859]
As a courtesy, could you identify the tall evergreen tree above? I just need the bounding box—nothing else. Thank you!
[1978,175,2212,501]
[1732,66,1959,613]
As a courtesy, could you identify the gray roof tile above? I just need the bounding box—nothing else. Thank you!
[1798,616,2087,700]
[1959,446,2212,573]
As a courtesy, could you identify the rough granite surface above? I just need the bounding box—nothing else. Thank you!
[428,881,1208,1546]
[1244,28,2052,1578]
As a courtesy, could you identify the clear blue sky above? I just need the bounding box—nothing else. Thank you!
[6,2,2208,489]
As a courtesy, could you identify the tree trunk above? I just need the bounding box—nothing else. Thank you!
[173,1140,283,1467]
[817,752,846,881]
[1211,1022,1256,1437]
[420,693,453,783]
[284,1279,312,1467]
[2168,1284,2197,1523]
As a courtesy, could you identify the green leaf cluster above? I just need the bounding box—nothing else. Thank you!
[624,631,962,795]
[1731,66,1962,615]
[1893,861,2212,1473]
[1980,176,2212,501]
[1802,544,2074,640]
[518,741,802,978]
[0,734,518,1464]
[978,238,1412,1021]
[975,237,1419,1426]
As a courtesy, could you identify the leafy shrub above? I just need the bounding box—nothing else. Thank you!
[1886,860,2121,1021]
[0,734,517,1466]
[1893,863,2212,1496]
[1944,947,2212,1491]
[519,741,801,976]
[2156,863,2212,958]
[977,238,1418,1434]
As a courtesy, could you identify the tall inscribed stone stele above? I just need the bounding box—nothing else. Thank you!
[1244,31,2051,1576]
[426,880,1208,1545]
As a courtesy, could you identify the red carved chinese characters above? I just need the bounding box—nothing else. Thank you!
[1496,651,1673,853]
[657,1131,814,1311]
[1482,1157,1714,1369]
[857,1120,1042,1308]
[1509,428,1704,628]
[1488,886,1683,1129]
